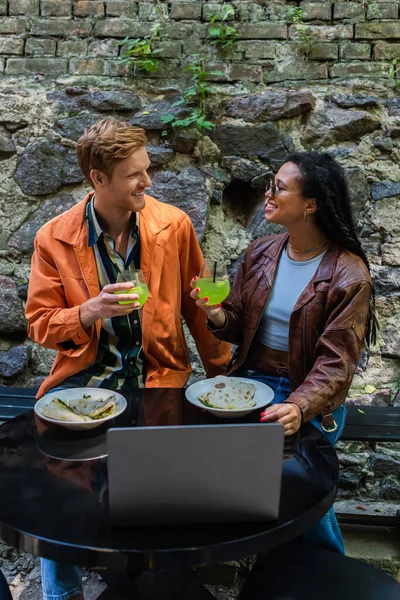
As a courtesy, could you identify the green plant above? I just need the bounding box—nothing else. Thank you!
[389,58,400,91]
[286,6,316,60]
[293,26,316,59]
[120,23,163,73]
[208,4,240,48]
[161,58,223,133]
[286,6,304,23]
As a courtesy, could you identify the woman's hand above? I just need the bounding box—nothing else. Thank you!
[189,276,226,328]
[260,403,302,436]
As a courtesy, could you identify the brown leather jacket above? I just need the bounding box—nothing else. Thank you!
[208,233,372,428]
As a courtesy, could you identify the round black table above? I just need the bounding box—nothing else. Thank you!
[0,389,338,580]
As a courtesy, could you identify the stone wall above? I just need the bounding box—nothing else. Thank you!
[0,0,399,501]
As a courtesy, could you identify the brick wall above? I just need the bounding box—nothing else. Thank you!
[0,0,399,83]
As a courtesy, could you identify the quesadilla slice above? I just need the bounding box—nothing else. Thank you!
[198,376,256,410]
[42,398,87,423]
[68,395,116,420]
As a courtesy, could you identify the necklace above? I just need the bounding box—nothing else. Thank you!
[288,240,329,254]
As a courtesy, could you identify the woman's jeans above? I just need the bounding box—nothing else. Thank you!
[234,369,347,555]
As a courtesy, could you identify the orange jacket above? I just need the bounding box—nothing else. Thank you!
[26,193,230,398]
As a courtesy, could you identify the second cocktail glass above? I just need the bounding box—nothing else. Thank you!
[197,261,230,305]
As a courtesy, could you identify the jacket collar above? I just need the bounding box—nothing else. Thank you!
[54,192,170,245]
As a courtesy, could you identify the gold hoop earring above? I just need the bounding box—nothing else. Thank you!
[304,212,308,222]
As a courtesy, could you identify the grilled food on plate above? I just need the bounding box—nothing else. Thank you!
[198,376,256,410]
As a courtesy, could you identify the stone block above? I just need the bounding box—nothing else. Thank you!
[264,60,328,83]
[367,2,398,19]
[106,0,137,18]
[0,17,27,34]
[25,37,56,56]
[0,277,27,337]
[74,1,105,18]
[171,2,202,19]
[0,37,24,54]
[9,0,39,15]
[138,2,156,20]
[374,41,400,60]
[94,19,148,37]
[334,2,365,20]
[237,3,267,21]
[309,42,338,60]
[340,41,371,60]
[88,39,118,57]
[356,22,400,39]
[69,57,129,76]
[165,21,206,40]
[289,24,353,41]
[0,0,6,15]
[57,40,88,57]
[5,57,68,75]
[204,61,229,81]
[41,0,72,17]
[302,3,332,21]
[236,40,276,59]
[222,89,315,122]
[31,19,92,36]
[303,107,380,146]
[0,57,4,73]
[229,63,263,82]
[202,3,232,21]
[69,57,108,76]
[329,61,391,78]
[236,23,286,40]
[153,41,182,59]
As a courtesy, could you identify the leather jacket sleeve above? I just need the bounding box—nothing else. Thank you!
[286,280,372,422]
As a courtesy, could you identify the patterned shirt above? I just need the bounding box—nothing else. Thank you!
[63,198,145,390]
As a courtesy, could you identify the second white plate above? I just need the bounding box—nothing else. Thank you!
[185,377,275,418]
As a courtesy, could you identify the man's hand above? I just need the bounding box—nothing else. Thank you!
[79,282,141,330]
[260,403,302,436]
[189,276,227,328]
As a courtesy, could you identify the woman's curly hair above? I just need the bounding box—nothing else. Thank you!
[285,151,378,347]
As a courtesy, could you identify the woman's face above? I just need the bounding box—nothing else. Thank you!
[264,161,311,227]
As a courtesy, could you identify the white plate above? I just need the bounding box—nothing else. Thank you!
[185,377,275,418]
[34,388,127,430]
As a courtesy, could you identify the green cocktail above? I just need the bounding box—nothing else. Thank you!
[197,278,230,305]
[115,283,149,307]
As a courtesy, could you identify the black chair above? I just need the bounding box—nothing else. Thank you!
[0,569,12,600]
[239,544,400,600]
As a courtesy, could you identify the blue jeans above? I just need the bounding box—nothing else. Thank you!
[41,560,82,600]
[233,369,346,554]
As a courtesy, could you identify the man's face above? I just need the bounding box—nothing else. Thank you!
[97,147,152,212]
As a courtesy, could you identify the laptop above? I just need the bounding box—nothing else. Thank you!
[107,424,284,526]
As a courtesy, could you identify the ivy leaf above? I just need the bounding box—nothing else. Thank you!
[160,114,176,124]
[171,99,185,107]
[364,384,376,394]
[209,26,222,37]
